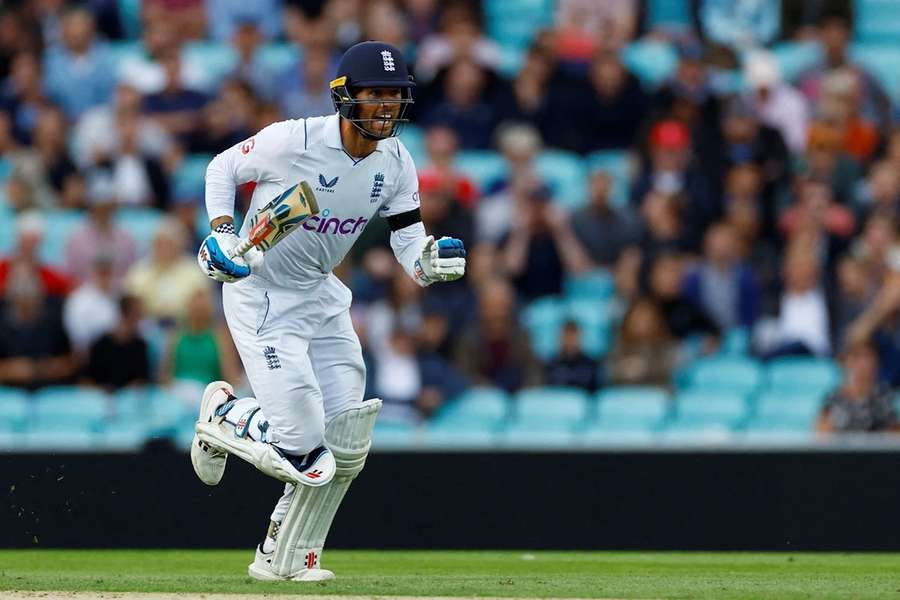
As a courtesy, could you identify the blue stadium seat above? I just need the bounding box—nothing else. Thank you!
[585,151,632,210]
[101,421,150,451]
[668,390,749,432]
[565,298,615,357]
[454,151,507,191]
[23,430,97,451]
[484,0,553,49]
[0,430,26,450]
[31,387,109,433]
[644,0,691,32]
[720,328,750,356]
[769,41,822,83]
[497,426,576,449]
[620,40,678,88]
[564,269,615,301]
[765,357,841,395]
[257,43,301,74]
[849,44,900,103]
[420,428,498,449]
[174,154,214,201]
[106,40,143,70]
[0,203,14,255]
[181,42,237,91]
[41,210,86,267]
[114,208,164,257]
[746,390,824,433]
[521,296,567,360]
[594,386,670,431]
[513,387,589,428]
[398,125,426,166]
[535,150,588,210]
[0,387,30,432]
[679,356,763,394]
[855,0,900,44]
[373,420,418,449]
[428,387,509,433]
[148,387,195,434]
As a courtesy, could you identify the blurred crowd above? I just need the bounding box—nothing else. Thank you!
[0,0,898,435]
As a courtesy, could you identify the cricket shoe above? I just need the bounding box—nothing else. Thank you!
[248,545,335,582]
[190,381,234,485]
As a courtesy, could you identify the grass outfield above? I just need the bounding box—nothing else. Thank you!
[1,550,899,599]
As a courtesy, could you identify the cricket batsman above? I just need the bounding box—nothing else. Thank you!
[190,41,466,581]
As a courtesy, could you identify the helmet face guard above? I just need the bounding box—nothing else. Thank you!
[330,75,414,140]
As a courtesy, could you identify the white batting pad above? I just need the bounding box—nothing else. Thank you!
[269,399,382,578]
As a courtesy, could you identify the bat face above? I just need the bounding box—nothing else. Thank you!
[247,182,320,251]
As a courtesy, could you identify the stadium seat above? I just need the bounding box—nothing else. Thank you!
[513,387,589,428]
[23,429,97,451]
[174,154,214,201]
[620,40,678,88]
[115,208,164,257]
[849,44,900,103]
[484,0,553,49]
[593,386,670,431]
[454,151,507,190]
[768,41,822,83]
[585,151,633,210]
[116,0,142,39]
[668,390,749,432]
[563,269,615,301]
[181,42,237,91]
[398,125,426,166]
[521,296,567,360]
[497,426,577,449]
[0,387,30,432]
[31,387,110,433]
[420,428,498,449]
[257,43,301,74]
[720,328,750,356]
[147,387,196,434]
[372,420,419,449]
[745,390,824,433]
[535,150,588,210]
[0,203,14,255]
[678,356,763,394]
[101,421,150,451]
[854,0,900,44]
[565,298,615,357]
[41,211,86,267]
[644,0,691,32]
[764,357,841,395]
[428,387,510,432]
[0,430,27,450]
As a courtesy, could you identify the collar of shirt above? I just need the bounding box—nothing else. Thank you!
[323,112,385,155]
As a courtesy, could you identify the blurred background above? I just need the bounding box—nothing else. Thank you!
[0,0,899,458]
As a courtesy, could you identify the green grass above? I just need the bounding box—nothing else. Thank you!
[0,550,899,599]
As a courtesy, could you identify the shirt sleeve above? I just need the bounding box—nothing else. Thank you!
[382,143,431,286]
[204,120,303,223]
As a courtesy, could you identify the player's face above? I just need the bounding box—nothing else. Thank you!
[355,87,403,137]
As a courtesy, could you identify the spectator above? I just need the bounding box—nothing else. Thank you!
[63,255,120,359]
[227,18,280,101]
[373,327,423,423]
[609,297,677,387]
[571,171,637,267]
[637,191,697,266]
[744,50,810,154]
[85,294,150,390]
[800,121,861,205]
[632,119,715,239]
[500,186,593,301]
[1,51,49,145]
[477,124,546,243]
[798,13,892,131]
[816,341,898,434]
[683,222,761,331]
[124,217,208,325]
[818,68,880,164]
[142,0,206,41]
[279,45,338,119]
[206,0,282,41]
[118,18,209,95]
[778,178,854,272]
[554,0,639,59]
[455,277,539,392]
[71,83,174,172]
[834,255,875,350]
[0,211,72,299]
[754,243,832,358]
[8,105,80,210]
[142,50,209,148]
[855,161,900,222]
[160,287,240,386]
[362,0,411,53]
[65,172,138,284]
[544,321,599,392]
[0,265,75,390]
[421,59,498,149]
[648,253,721,346]
[415,3,502,84]
[362,264,423,356]
[418,125,478,209]
[584,51,649,152]
[191,80,255,154]
[419,170,474,247]
[42,7,116,119]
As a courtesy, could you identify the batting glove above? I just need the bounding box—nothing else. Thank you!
[416,236,466,284]
[197,223,264,283]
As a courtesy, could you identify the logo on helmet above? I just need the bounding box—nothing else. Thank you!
[381,50,395,72]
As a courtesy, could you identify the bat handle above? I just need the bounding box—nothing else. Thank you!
[228,238,255,259]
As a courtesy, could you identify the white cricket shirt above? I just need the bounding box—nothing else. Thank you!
[205,113,427,290]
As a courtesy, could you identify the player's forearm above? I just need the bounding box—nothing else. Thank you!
[205,149,240,225]
[390,222,431,286]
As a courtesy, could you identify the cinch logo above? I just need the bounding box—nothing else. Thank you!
[302,208,368,235]
[317,174,339,193]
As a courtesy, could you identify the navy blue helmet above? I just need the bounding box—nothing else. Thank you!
[330,41,415,140]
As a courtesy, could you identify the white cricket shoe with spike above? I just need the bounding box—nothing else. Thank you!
[248,545,335,582]
[190,381,233,485]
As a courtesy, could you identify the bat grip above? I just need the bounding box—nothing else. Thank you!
[228,238,255,259]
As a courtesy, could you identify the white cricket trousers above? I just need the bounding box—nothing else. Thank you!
[222,273,366,456]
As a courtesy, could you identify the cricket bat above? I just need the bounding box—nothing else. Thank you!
[228,181,320,258]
